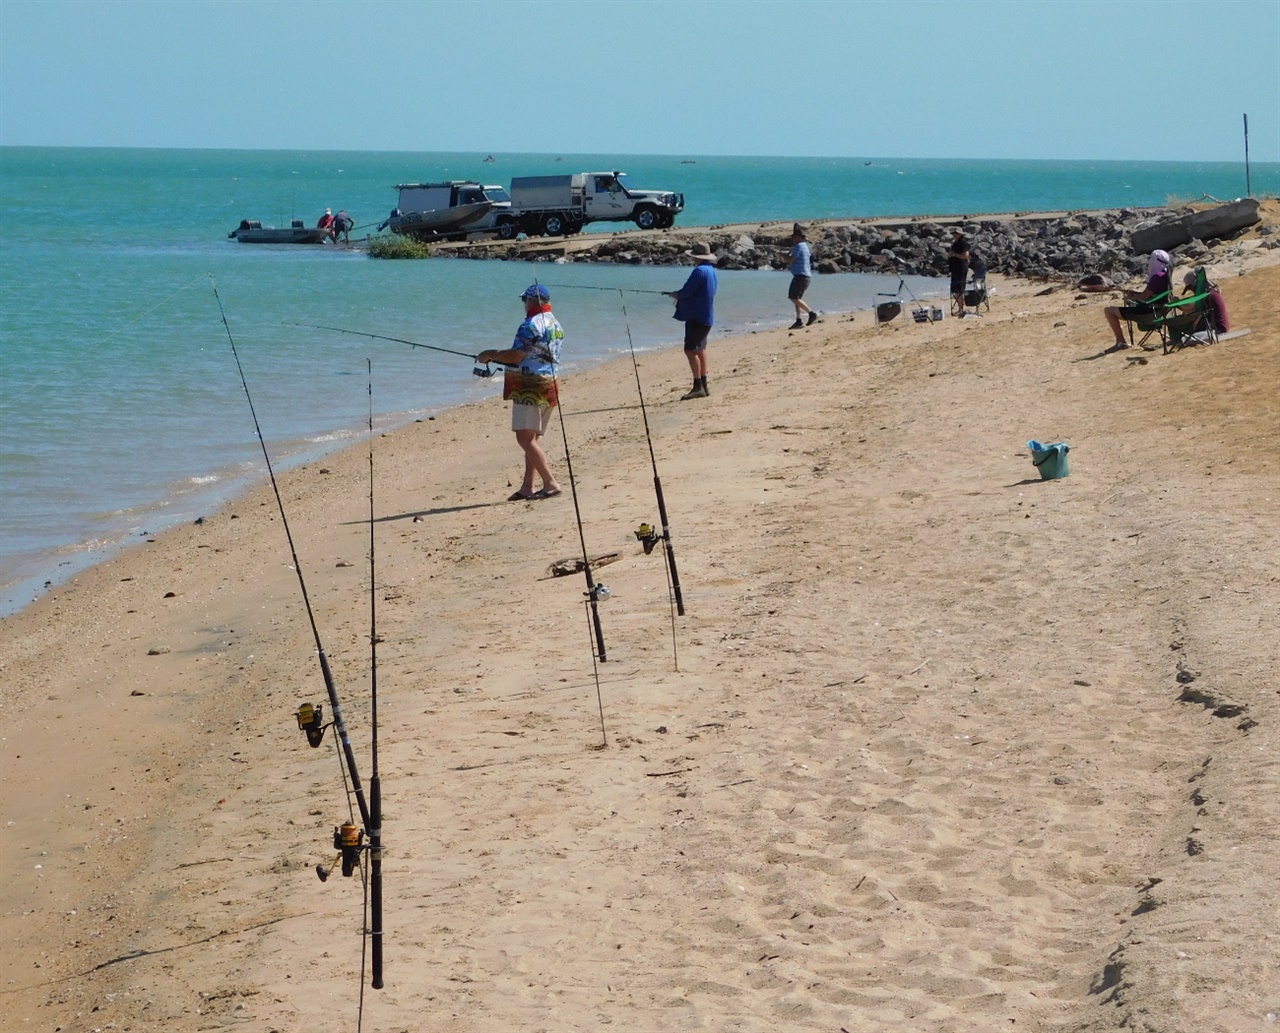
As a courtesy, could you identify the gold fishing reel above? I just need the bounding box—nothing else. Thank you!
[634,522,662,555]
[296,702,326,748]
[316,822,365,882]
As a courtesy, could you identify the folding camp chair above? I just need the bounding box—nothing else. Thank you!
[1155,268,1221,353]
[962,271,990,316]
[873,280,904,327]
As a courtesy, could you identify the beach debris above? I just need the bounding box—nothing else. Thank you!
[1177,684,1247,718]
[547,552,621,578]
[146,646,170,655]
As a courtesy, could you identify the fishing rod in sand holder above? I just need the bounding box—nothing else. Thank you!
[613,289,685,664]
[214,281,385,1005]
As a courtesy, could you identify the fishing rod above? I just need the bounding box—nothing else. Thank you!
[211,279,382,1002]
[291,321,506,378]
[541,283,670,296]
[615,291,684,666]
[520,280,609,748]
[364,359,384,993]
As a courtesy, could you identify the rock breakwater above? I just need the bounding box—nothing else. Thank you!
[448,201,1274,282]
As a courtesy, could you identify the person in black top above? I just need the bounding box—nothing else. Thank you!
[948,229,970,316]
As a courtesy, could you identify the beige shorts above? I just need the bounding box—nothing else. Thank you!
[511,402,553,433]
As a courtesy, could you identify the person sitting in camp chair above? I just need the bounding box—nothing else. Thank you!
[1102,249,1173,351]
[1159,269,1229,349]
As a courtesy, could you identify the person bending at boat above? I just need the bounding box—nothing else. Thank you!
[1102,249,1172,351]
[333,210,354,243]
[478,284,565,502]
[666,241,718,399]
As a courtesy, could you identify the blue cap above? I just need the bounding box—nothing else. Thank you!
[521,284,550,302]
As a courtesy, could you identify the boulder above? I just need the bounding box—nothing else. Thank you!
[1187,198,1261,241]
[1131,215,1193,253]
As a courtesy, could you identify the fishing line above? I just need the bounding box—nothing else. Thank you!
[21,273,208,395]
[616,291,685,618]
[211,279,371,835]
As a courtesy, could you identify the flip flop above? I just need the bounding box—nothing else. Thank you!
[508,490,537,501]
[536,487,563,499]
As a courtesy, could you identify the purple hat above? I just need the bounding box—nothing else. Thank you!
[521,284,550,302]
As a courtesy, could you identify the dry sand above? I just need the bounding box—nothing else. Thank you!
[3,235,1278,1033]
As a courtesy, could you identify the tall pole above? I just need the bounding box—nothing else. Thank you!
[1243,114,1252,198]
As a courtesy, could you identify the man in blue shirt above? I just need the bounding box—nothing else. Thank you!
[788,223,819,329]
[667,241,718,399]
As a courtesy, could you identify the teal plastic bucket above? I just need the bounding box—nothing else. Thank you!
[1028,440,1070,480]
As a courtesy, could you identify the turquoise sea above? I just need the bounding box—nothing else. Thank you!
[2,148,1276,616]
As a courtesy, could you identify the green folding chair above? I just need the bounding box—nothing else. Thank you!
[1156,268,1221,353]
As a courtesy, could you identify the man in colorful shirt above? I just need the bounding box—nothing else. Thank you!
[478,285,565,501]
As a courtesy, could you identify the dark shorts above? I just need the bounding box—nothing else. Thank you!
[788,274,811,301]
[1117,302,1156,319]
[950,273,967,295]
[683,320,711,352]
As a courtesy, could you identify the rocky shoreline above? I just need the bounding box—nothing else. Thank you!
[440,199,1274,283]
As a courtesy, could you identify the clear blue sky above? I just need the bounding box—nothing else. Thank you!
[2,0,1277,161]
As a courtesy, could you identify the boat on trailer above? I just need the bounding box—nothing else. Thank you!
[388,200,493,239]
[228,219,331,244]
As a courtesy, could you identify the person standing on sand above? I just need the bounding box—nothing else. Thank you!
[666,241,718,399]
[317,207,335,239]
[783,222,814,327]
[477,285,565,502]
[787,223,819,329]
[948,228,970,317]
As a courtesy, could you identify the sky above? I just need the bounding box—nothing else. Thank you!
[1,0,1277,162]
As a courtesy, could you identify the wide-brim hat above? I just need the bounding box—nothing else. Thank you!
[521,284,551,302]
[684,242,715,262]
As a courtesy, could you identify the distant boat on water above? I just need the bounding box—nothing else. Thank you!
[228,219,331,244]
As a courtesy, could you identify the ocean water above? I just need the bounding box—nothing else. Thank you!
[2,148,1276,617]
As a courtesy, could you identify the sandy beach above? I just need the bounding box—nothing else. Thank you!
[3,215,1278,1032]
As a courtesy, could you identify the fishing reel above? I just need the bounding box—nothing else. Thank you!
[634,522,662,556]
[316,822,365,882]
[588,584,611,603]
[472,363,497,379]
[296,702,326,748]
